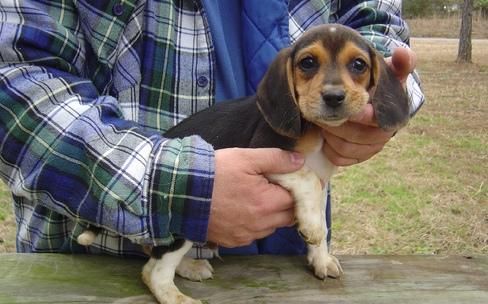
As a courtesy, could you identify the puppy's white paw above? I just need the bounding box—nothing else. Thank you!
[308,249,343,279]
[176,257,214,281]
[152,282,201,304]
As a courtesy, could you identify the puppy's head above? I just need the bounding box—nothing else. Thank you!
[257,24,410,138]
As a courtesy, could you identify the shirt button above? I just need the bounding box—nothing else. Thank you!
[197,76,209,88]
[112,3,124,16]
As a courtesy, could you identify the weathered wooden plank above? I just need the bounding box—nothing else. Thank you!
[0,254,486,304]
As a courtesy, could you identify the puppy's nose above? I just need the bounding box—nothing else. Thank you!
[322,90,345,108]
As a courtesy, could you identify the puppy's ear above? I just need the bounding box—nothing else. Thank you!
[369,49,410,131]
[257,47,302,138]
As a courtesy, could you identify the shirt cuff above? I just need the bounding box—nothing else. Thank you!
[149,135,215,245]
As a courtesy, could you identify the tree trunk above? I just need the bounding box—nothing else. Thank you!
[457,0,474,63]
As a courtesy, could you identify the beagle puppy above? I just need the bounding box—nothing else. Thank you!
[78,24,410,304]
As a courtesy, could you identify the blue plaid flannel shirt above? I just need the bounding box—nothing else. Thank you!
[0,0,424,257]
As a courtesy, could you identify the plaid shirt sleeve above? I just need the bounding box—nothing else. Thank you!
[0,0,214,253]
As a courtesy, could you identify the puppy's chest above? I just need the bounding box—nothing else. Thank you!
[295,128,336,184]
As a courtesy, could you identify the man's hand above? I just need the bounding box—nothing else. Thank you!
[207,148,304,247]
[321,47,416,166]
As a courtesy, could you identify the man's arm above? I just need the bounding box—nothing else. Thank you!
[0,1,214,246]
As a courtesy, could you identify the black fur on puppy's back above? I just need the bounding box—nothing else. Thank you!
[164,96,296,150]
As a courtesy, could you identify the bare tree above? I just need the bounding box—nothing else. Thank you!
[457,0,474,63]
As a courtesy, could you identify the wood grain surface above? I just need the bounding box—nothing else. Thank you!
[0,254,486,303]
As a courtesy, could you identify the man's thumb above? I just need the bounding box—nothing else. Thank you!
[391,48,416,81]
[250,148,304,174]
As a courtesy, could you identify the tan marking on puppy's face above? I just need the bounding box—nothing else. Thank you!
[293,42,330,125]
[293,40,373,127]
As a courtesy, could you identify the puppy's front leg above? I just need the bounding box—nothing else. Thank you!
[142,240,201,304]
[268,169,343,279]
[307,188,343,279]
[267,166,325,245]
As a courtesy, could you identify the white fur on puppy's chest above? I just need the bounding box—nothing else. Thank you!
[304,138,336,186]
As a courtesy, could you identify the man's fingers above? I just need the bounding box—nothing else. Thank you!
[323,142,360,166]
[348,104,378,126]
[322,135,384,166]
[253,209,295,232]
[321,123,392,146]
[247,148,304,174]
[258,183,295,213]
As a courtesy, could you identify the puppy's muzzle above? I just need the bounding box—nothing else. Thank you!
[322,88,345,109]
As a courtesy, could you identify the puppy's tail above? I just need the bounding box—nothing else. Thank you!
[77,227,100,246]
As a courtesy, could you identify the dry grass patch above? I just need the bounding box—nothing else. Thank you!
[407,16,488,39]
[0,183,15,253]
[332,38,488,255]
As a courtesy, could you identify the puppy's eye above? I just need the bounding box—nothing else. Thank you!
[350,58,368,74]
[298,57,318,71]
